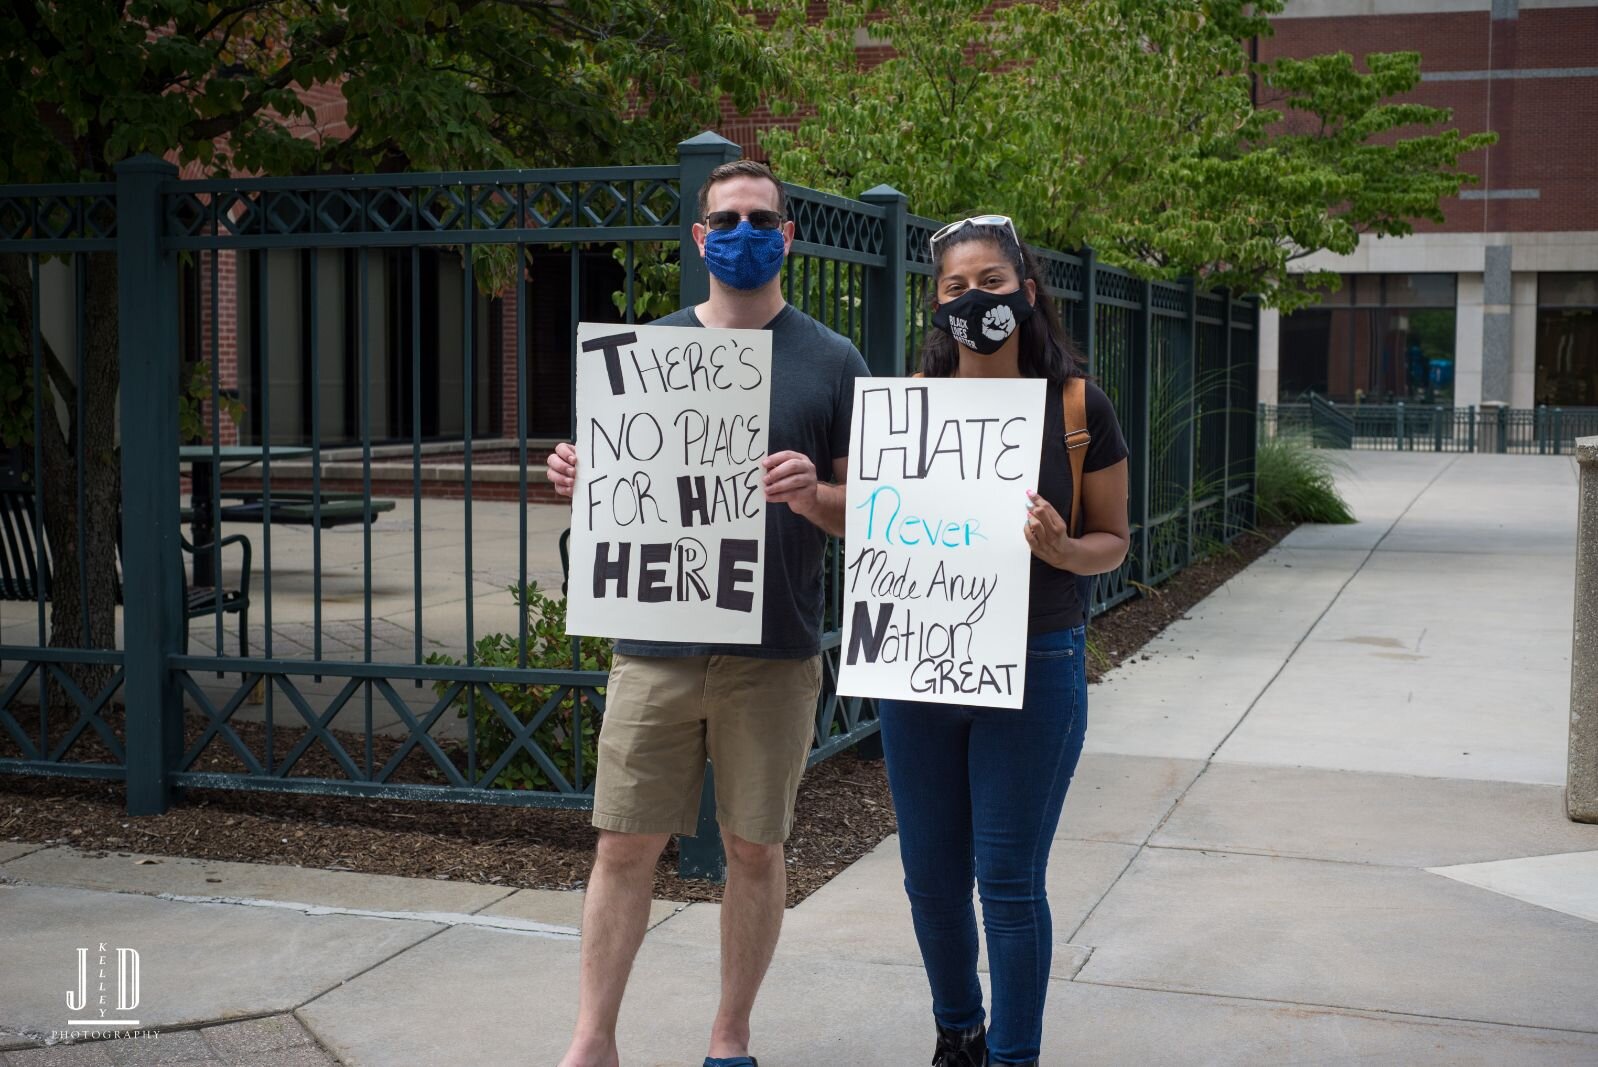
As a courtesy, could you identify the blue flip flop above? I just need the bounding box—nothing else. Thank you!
[703,1058,758,1067]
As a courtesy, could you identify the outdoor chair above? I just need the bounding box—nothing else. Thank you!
[0,487,253,659]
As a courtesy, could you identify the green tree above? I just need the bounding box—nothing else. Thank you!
[758,0,1495,310]
[0,0,787,690]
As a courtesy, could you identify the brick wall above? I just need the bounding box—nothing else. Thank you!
[195,250,243,445]
[714,5,893,161]
[497,287,520,438]
[1263,7,1598,233]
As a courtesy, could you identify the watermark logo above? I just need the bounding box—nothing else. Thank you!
[65,943,140,1027]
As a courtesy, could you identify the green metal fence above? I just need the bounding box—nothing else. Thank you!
[0,133,1257,874]
[1261,397,1598,455]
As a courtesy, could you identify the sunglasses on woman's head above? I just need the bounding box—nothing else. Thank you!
[930,214,1020,254]
[704,210,786,231]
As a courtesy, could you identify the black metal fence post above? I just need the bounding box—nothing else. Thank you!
[860,184,908,376]
[1134,280,1154,587]
[1221,290,1234,538]
[674,131,742,882]
[847,185,906,760]
[118,154,185,816]
[678,763,729,881]
[676,132,741,307]
[1081,246,1098,378]
[1183,277,1197,566]
[1241,301,1260,530]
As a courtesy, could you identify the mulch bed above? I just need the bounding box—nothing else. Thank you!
[0,746,891,907]
[0,524,1292,906]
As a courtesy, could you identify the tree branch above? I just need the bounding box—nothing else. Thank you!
[212,8,265,57]
[184,25,351,141]
[194,0,274,43]
[494,0,610,41]
[38,337,76,414]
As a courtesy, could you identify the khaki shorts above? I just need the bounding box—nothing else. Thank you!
[592,651,822,845]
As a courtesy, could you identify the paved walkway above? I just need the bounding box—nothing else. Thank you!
[4,451,1597,1065]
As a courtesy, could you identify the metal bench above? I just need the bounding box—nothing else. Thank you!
[0,488,253,658]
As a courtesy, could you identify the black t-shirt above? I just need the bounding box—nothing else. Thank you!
[1029,379,1129,633]
[614,304,870,660]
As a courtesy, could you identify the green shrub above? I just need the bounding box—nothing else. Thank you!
[1255,434,1356,526]
[424,582,612,791]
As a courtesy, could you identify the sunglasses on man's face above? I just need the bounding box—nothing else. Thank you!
[704,209,785,231]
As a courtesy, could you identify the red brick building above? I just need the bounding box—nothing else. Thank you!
[1257,0,1598,409]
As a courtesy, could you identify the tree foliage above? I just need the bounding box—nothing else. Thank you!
[758,0,1496,309]
[2,0,789,182]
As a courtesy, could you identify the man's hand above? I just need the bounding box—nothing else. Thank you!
[547,442,578,498]
[761,450,819,516]
[1023,489,1077,571]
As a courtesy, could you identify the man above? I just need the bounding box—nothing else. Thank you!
[548,159,868,1067]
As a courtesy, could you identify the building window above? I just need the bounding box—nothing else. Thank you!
[237,248,493,445]
[1536,273,1598,407]
[1278,273,1457,404]
[520,247,628,438]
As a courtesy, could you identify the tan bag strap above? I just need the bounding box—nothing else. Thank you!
[1063,376,1090,537]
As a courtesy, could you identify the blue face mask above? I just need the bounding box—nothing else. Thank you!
[702,220,786,291]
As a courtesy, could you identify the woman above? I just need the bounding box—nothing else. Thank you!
[878,216,1131,1067]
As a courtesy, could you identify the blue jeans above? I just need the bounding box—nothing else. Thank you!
[877,625,1089,1066]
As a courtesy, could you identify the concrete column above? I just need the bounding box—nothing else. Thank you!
[1572,436,1598,823]
[1454,274,1484,408]
[1257,307,1280,403]
[1511,272,1538,408]
[1481,245,1513,404]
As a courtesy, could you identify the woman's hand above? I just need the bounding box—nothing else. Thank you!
[1023,489,1077,571]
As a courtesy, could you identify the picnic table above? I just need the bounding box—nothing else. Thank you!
[180,445,394,586]
[213,490,397,528]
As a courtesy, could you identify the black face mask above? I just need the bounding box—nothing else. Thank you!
[932,286,1035,355]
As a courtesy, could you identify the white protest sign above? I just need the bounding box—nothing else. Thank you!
[566,322,771,643]
[837,377,1045,708]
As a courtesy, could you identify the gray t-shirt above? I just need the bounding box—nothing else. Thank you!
[614,304,868,660]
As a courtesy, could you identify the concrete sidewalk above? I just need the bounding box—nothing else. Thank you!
[4,451,1598,1065]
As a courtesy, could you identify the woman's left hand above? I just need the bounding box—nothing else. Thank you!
[1024,489,1076,571]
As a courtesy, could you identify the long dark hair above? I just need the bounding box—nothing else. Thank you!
[917,224,1084,387]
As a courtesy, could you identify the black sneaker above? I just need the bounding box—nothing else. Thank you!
[931,1021,986,1067]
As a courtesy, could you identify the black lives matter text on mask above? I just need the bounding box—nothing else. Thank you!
[576,329,768,616]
